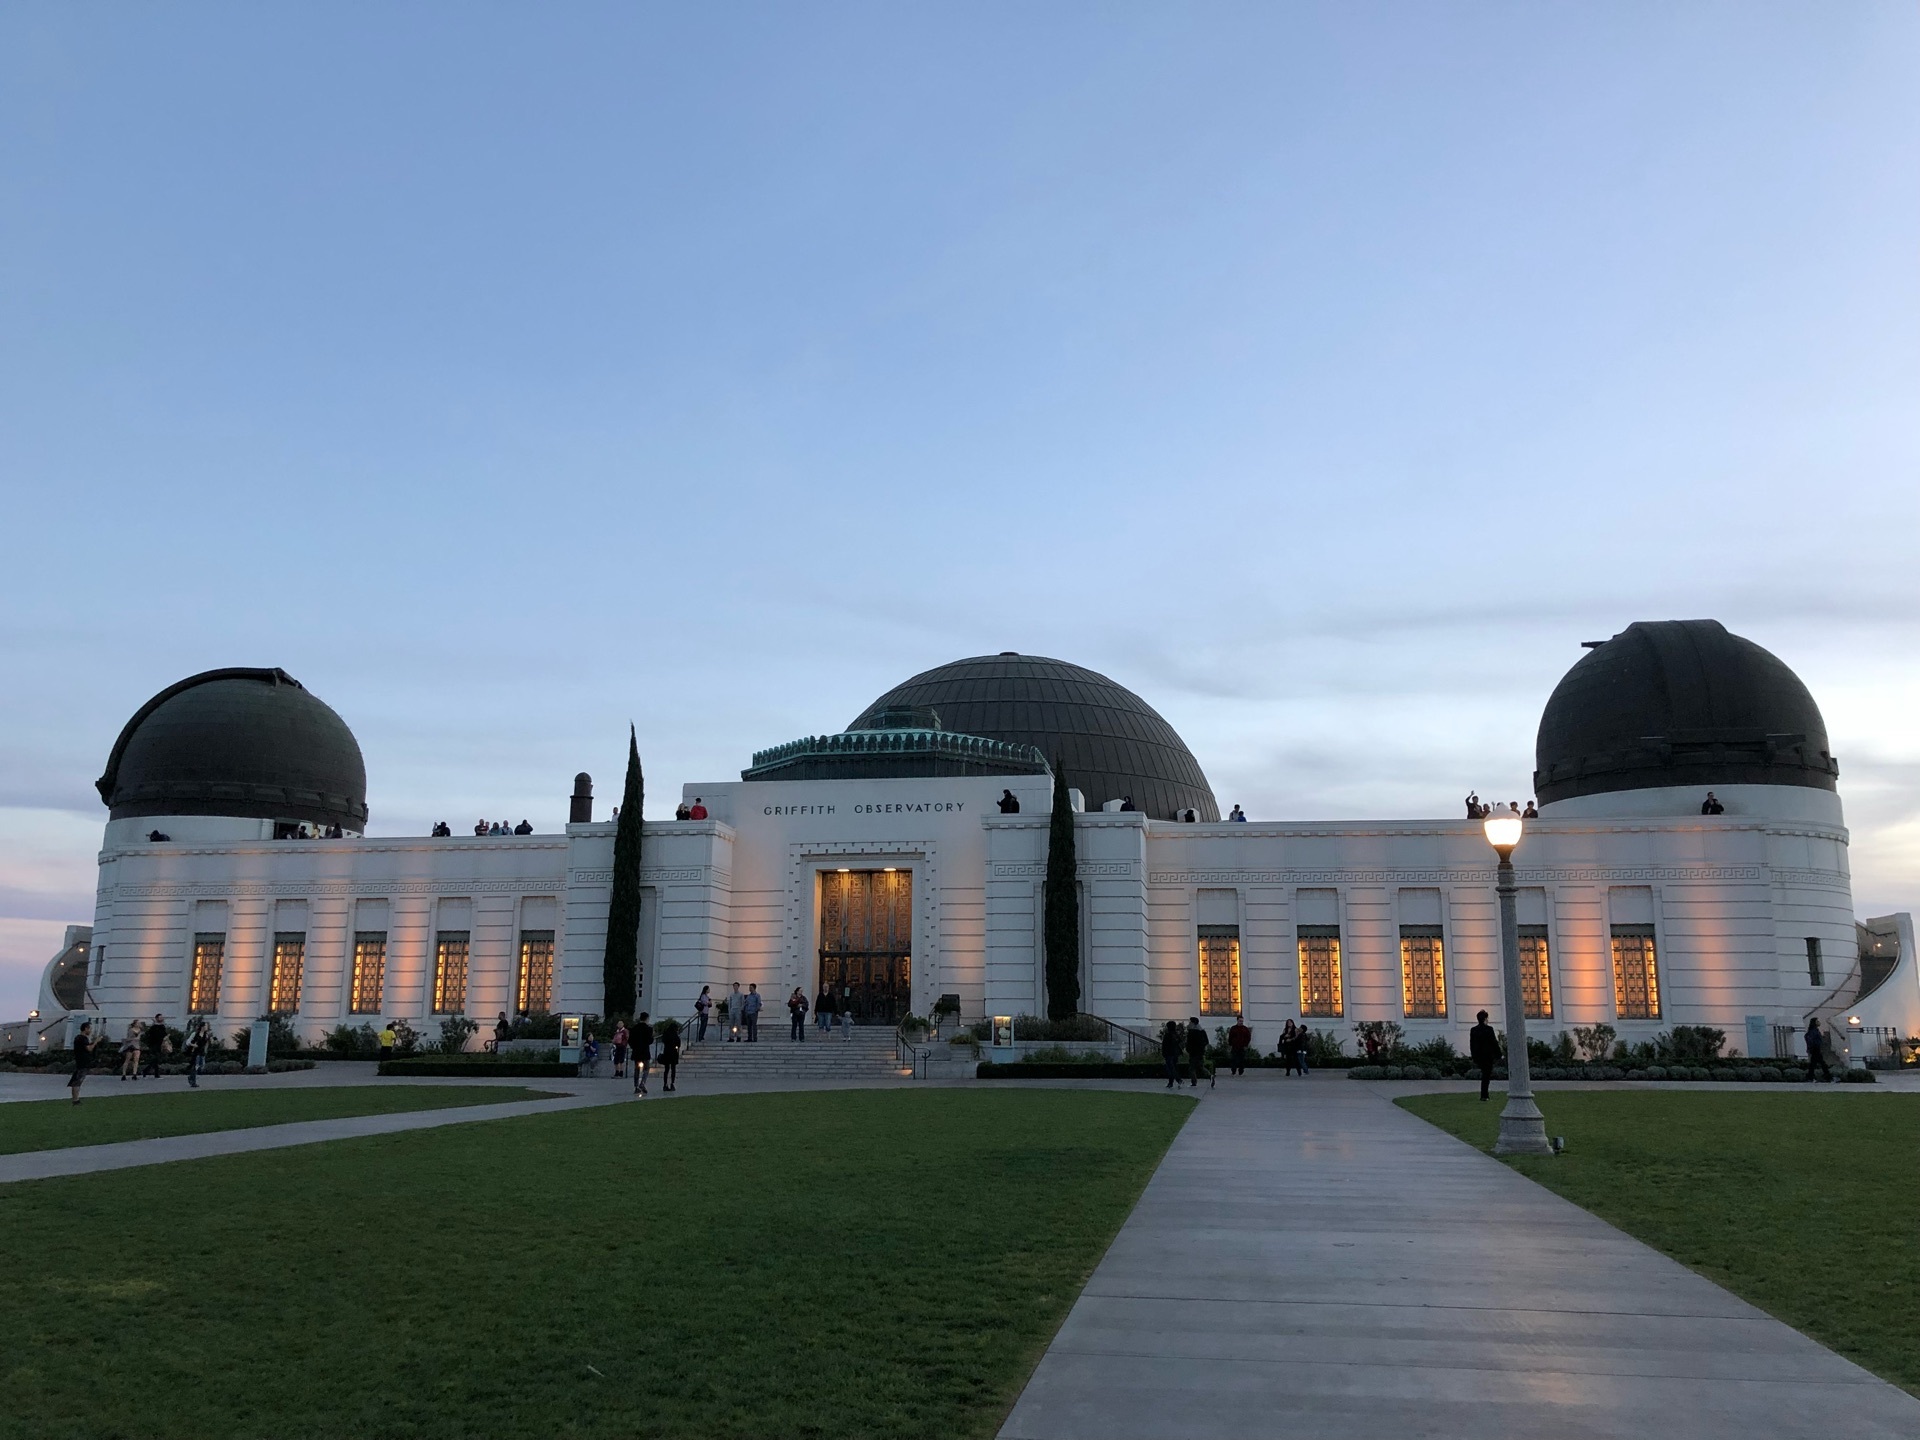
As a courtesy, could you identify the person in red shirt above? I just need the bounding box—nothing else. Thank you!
[688,797,709,820]
[1226,1014,1253,1076]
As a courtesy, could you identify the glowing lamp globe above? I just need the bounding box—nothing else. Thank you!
[1483,813,1524,855]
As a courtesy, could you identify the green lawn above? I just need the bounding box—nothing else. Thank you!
[1399,1091,1920,1395]
[0,1085,564,1155]
[0,1087,1191,1440]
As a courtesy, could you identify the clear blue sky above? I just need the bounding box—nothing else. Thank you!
[4,3,1917,1016]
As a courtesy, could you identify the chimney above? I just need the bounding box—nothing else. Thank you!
[569,772,593,824]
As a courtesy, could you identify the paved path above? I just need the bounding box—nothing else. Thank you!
[999,1074,1920,1440]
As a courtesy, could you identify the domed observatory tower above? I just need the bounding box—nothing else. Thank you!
[1533,620,1841,824]
[97,667,369,844]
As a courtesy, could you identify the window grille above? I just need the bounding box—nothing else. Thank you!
[350,933,387,1014]
[433,932,470,1014]
[518,931,555,1015]
[1518,924,1552,1019]
[189,934,224,1014]
[1399,925,1446,1018]
[1610,924,1660,1019]
[1197,926,1240,1015]
[1806,936,1823,987]
[1297,926,1343,1017]
[268,933,305,1013]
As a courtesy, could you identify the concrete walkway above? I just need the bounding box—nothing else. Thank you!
[999,1074,1920,1440]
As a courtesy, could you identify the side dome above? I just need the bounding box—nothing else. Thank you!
[96,668,369,831]
[1533,620,1838,805]
[849,653,1218,820]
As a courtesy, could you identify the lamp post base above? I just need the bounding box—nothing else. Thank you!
[1493,1093,1553,1156]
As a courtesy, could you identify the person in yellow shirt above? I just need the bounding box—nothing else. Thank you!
[378,1022,396,1061]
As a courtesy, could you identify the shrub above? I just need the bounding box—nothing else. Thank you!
[509,1011,561,1040]
[1013,1014,1107,1043]
[322,1023,381,1058]
[230,1015,302,1059]
[1842,1068,1877,1084]
[1304,1028,1347,1065]
[1596,1065,1623,1081]
[1642,1065,1668,1080]
[1379,1065,1404,1079]
[1352,1020,1404,1056]
[1348,1065,1384,1079]
[1668,1025,1727,1062]
[436,1015,478,1054]
[1755,1065,1784,1081]
[1404,1036,1457,1066]
[1570,1024,1616,1063]
[931,994,961,1020]
[1020,1045,1107,1064]
[1709,1067,1738,1082]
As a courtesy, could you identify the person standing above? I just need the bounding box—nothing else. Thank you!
[694,985,713,1043]
[1278,1019,1299,1076]
[815,984,833,1032]
[141,1013,169,1080]
[788,987,808,1042]
[119,1021,142,1081]
[1159,1020,1182,1088]
[378,1021,396,1061]
[659,1019,681,1092]
[1293,1023,1312,1077]
[185,1017,211,1087]
[631,1012,654,1097]
[1469,1009,1501,1101]
[69,1021,95,1104]
[1806,1017,1833,1082]
[1226,1014,1252,1076]
[611,1020,630,1079]
[1183,1017,1210,1087]
[492,1011,512,1054]
[839,992,854,1038]
[726,982,744,1042]
[743,983,763,1043]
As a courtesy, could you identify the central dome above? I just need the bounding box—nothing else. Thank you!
[850,653,1217,820]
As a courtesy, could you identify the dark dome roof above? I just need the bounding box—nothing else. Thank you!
[850,653,1217,820]
[97,668,368,830]
[1533,620,1838,804]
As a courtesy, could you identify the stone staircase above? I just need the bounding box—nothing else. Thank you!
[672,1026,912,1082]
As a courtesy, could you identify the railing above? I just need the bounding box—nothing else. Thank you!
[895,1024,927,1078]
[1080,1014,1161,1063]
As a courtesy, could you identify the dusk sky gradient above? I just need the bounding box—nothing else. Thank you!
[3,3,1918,1017]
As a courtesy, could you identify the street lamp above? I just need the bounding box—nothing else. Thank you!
[1484,807,1551,1156]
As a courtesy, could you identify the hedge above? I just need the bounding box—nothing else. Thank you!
[376,1058,578,1078]
[1347,1062,1875,1083]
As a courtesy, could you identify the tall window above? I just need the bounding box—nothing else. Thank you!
[350,932,387,1014]
[1806,937,1823,987]
[1197,926,1241,1015]
[1399,925,1446,1018]
[433,931,470,1014]
[188,934,225,1014]
[1518,925,1553,1019]
[1610,924,1660,1019]
[518,930,555,1014]
[1297,926,1343,1017]
[268,933,305,1013]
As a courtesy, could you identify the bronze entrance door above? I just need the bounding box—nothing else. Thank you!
[817,869,912,1025]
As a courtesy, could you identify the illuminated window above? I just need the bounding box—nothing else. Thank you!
[1297,926,1343,1017]
[1610,924,1660,1019]
[188,934,224,1014]
[1399,925,1446,1018]
[1518,925,1552,1019]
[1806,937,1823,987]
[433,931,470,1013]
[269,933,305,1013]
[350,933,386,1014]
[518,930,555,1014]
[1197,926,1240,1015]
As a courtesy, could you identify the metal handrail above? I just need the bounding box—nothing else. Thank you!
[1082,1013,1160,1062]
[895,1022,927,1078]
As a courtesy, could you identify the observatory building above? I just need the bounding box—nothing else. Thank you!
[35,624,1918,1061]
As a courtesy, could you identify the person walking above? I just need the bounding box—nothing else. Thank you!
[185,1017,211,1087]
[631,1012,654,1096]
[788,987,808,1041]
[839,992,854,1038]
[726,982,744,1042]
[492,1011,512,1054]
[1226,1014,1252,1076]
[141,1013,169,1080]
[119,1021,142,1081]
[1159,1020,1183,1088]
[1183,1017,1210,1087]
[1806,1017,1834,1082]
[694,985,713,1043]
[815,984,833,1032]
[1293,1023,1312,1077]
[1278,1019,1299,1076]
[611,1020,630,1079]
[69,1020,95,1104]
[743,983,763,1042]
[660,1019,681,1092]
[1469,1009,1501,1101]
[378,1021,396,1061]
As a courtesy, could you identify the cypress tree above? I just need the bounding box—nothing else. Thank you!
[602,726,644,1020]
[1043,763,1081,1019]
